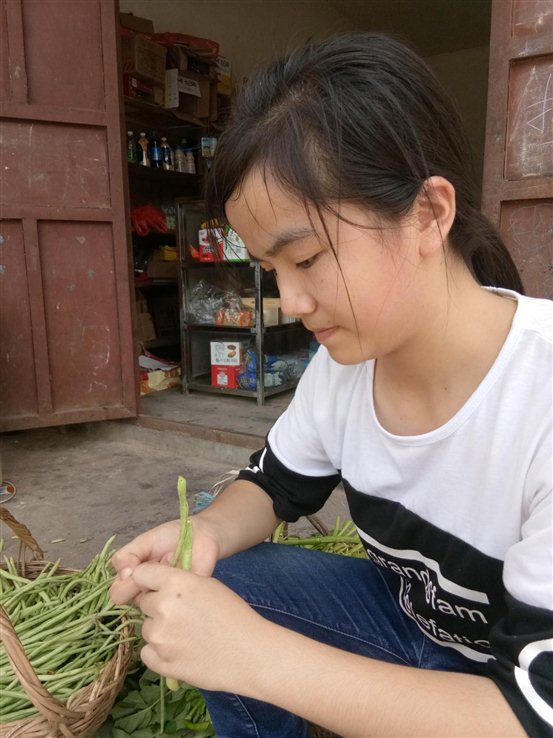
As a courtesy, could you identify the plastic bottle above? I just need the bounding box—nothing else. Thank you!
[184,149,196,174]
[148,131,162,169]
[127,131,137,163]
[137,132,150,167]
[161,137,173,170]
[173,145,186,173]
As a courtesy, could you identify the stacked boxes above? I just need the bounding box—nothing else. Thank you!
[210,341,246,389]
[121,28,166,106]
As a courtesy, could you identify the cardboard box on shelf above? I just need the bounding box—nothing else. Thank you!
[121,31,167,85]
[198,226,224,261]
[140,366,181,395]
[216,55,232,96]
[136,311,156,343]
[146,260,179,280]
[211,364,241,389]
[165,68,216,120]
[223,228,248,261]
[165,45,214,77]
[123,74,164,106]
[147,249,180,280]
[120,12,154,34]
[241,297,280,327]
[210,340,246,366]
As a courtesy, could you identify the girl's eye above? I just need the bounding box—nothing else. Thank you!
[296,254,319,270]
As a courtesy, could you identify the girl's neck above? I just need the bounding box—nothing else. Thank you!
[373,274,517,436]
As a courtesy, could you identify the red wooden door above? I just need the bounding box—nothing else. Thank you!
[0,0,137,430]
[482,0,553,299]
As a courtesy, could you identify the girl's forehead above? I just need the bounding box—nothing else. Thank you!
[226,170,310,232]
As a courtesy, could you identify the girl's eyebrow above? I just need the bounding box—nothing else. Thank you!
[265,226,315,257]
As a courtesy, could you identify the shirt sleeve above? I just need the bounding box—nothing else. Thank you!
[487,450,553,738]
[237,440,341,521]
[237,348,342,521]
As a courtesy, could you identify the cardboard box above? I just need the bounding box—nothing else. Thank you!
[216,55,232,96]
[120,12,155,34]
[136,311,156,342]
[123,74,164,106]
[121,32,167,85]
[140,366,181,395]
[198,226,224,261]
[165,68,215,120]
[211,364,241,389]
[241,297,280,327]
[210,340,245,366]
[166,46,214,77]
[223,228,248,261]
[146,259,179,280]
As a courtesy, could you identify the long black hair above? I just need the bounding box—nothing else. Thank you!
[205,32,523,293]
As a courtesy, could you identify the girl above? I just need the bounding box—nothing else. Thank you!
[111,33,552,738]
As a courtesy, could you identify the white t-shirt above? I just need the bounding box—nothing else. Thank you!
[238,288,553,737]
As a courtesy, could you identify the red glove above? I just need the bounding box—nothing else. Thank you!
[131,204,168,236]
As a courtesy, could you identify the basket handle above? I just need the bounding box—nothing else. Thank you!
[0,605,81,734]
[0,506,44,565]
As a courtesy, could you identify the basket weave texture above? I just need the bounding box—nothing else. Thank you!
[0,507,133,738]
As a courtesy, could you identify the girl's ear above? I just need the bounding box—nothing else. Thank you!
[415,176,456,258]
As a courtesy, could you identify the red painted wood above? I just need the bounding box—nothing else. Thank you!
[0,0,136,430]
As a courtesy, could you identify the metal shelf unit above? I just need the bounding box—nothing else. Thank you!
[177,199,309,405]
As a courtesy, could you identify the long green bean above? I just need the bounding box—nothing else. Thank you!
[165,475,193,694]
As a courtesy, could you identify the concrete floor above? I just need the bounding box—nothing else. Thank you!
[0,386,348,570]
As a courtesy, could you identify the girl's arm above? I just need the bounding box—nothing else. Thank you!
[133,563,527,738]
[252,617,527,738]
[191,478,281,560]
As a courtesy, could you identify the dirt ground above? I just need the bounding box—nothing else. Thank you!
[0,418,348,568]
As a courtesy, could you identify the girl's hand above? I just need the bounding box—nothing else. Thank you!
[132,562,269,695]
[110,517,221,605]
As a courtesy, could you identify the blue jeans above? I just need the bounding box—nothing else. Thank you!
[201,543,486,737]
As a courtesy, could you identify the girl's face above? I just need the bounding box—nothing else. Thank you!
[226,169,432,365]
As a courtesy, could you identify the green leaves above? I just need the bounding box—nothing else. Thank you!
[107,667,214,738]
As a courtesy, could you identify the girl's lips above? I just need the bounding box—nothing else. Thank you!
[313,327,338,343]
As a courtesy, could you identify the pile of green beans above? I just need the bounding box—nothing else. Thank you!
[0,537,136,724]
[273,518,368,558]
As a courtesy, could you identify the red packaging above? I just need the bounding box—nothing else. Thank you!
[211,365,241,389]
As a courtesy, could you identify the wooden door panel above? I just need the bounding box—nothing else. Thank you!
[482,0,553,298]
[2,120,111,208]
[21,0,106,110]
[500,200,553,296]
[0,221,38,419]
[39,220,123,411]
[506,57,553,179]
[0,0,136,430]
[512,0,553,36]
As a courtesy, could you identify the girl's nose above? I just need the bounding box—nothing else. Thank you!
[279,288,316,319]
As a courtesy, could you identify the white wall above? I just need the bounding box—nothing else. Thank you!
[119,0,354,85]
[426,46,490,187]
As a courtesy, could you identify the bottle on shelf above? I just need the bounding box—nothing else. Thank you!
[161,137,174,170]
[137,132,150,167]
[148,131,163,169]
[127,131,138,163]
[184,148,196,174]
[173,145,186,173]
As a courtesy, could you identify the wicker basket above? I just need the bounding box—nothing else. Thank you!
[0,507,134,738]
